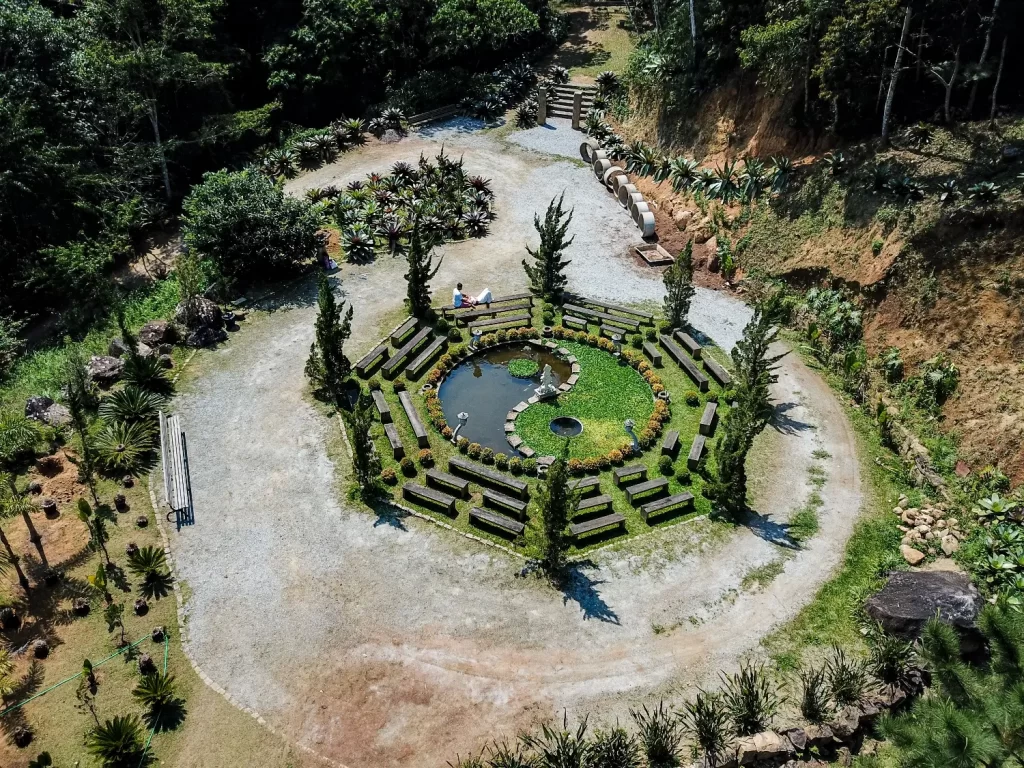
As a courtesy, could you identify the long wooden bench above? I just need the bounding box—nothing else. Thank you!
[449,457,529,499]
[426,469,470,499]
[643,342,663,367]
[398,391,429,448]
[356,342,390,377]
[383,423,405,460]
[641,492,694,522]
[371,390,392,423]
[483,489,529,519]
[391,317,419,346]
[382,327,433,378]
[570,513,625,539]
[470,507,525,537]
[403,483,457,515]
[700,402,719,436]
[661,429,680,457]
[688,434,706,470]
[624,477,669,504]
[563,304,641,331]
[453,300,531,325]
[406,336,447,378]
[468,313,531,332]
[567,476,601,497]
[674,330,702,359]
[563,316,588,331]
[600,324,632,339]
[703,356,733,387]
[660,335,709,392]
[577,494,612,515]
[568,295,655,324]
[440,292,534,317]
[613,464,648,487]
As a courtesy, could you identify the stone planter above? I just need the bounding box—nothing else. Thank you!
[601,166,623,189]
[630,201,651,224]
[41,498,58,519]
[593,158,612,178]
[637,211,656,238]
[542,326,553,338]
[580,139,599,163]
[625,192,644,214]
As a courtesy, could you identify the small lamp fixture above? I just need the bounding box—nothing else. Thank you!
[451,411,470,444]
[624,418,639,450]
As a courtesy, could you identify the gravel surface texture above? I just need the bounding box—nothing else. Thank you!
[169,120,862,768]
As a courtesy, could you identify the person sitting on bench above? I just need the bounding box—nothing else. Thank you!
[453,283,492,308]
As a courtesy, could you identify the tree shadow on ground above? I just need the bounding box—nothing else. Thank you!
[559,559,620,624]
[247,271,322,315]
[743,508,801,551]
[770,401,814,436]
[365,497,409,531]
[417,118,488,138]
[547,10,613,72]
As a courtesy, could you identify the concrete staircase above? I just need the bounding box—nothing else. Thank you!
[547,84,598,120]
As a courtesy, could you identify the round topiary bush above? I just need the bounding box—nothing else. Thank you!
[645,328,657,342]
[507,358,540,378]
[509,457,524,475]
[685,390,701,406]
[495,452,509,469]
[448,327,463,342]
[435,317,450,333]
[631,334,643,349]
[481,447,495,464]
[468,442,482,459]
[417,449,434,467]
[658,455,674,476]
[524,458,538,476]
[368,377,382,391]
[458,437,470,453]
[381,467,398,485]
[400,457,415,476]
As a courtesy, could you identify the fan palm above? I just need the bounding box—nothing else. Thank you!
[95,420,155,473]
[87,715,147,768]
[668,157,699,192]
[126,545,168,578]
[0,473,47,568]
[98,386,164,427]
[133,672,178,715]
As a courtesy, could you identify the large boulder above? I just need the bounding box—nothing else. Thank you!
[85,355,124,388]
[25,396,54,421]
[184,326,228,348]
[175,297,223,330]
[108,337,130,357]
[865,570,984,652]
[138,320,177,347]
[41,403,71,427]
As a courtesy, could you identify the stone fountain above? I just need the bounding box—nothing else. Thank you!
[534,364,559,400]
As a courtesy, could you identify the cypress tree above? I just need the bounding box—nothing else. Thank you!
[663,240,696,329]
[523,194,575,303]
[343,393,381,498]
[63,345,100,505]
[404,224,443,319]
[305,272,353,406]
[538,443,578,576]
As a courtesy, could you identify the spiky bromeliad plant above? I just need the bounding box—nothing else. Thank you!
[342,223,376,262]
[596,70,620,94]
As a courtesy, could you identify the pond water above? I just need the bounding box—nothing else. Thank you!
[438,345,572,455]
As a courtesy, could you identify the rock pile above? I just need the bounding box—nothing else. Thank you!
[893,494,962,564]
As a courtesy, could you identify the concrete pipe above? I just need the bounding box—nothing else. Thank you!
[617,183,638,206]
[580,139,599,164]
[603,167,625,189]
[593,159,612,179]
[631,201,651,224]
[611,174,630,195]
[592,149,609,164]
[638,211,656,238]
[626,192,644,212]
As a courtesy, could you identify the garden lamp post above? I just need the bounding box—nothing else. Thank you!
[470,329,483,350]
[612,333,623,363]
[452,412,469,444]
[624,419,639,451]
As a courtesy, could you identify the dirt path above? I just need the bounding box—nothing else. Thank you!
[169,121,863,767]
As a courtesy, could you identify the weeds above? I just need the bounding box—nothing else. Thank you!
[721,662,781,736]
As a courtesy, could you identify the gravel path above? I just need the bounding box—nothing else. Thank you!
[170,120,862,768]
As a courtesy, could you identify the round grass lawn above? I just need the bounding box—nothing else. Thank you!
[515,341,655,458]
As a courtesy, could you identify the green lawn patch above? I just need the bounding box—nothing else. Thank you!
[507,357,540,378]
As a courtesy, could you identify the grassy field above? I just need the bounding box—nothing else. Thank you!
[545,5,635,80]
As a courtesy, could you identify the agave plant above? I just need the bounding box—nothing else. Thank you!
[707,160,741,202]
[98,386,165,426]
[968,181,1001,203]
[694,167,718,195]
[267,149,297,179]
[885,175,925,201]
[95,420,155,473]
[584,111,610,139]
[342,223,376,262]
[667,157,699,192]
[515,101,537,128]
[974,494,1021,524]
[462,210,490,237]
[823,151,847,175]
[329,119,351,151]
[624,141,660,177]
[769,156,793,193]
[652,156,673,183]
[596,70,620,94]
[381,106,405,129]
[591,93,609,111]
[548,65,570,85]
[603,133,626,160]
[740,157,768,201]
[938,178,960,204]
[296,140,322,171]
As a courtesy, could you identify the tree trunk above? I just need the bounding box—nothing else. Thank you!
[916,18,924,82]
[20,509,47,568]
[944,46,961,124]
[882,7,913,144]
[876,48,889,113]
[0,527,29,593]
[967,0,1000,115]
[688,0,697,66]
[148,105,172,201]
[989,36,1006,124]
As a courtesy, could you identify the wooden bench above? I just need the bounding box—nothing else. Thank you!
[406,336,447,378]
[674,330,702,359]
[403,483,456,515]
[383,423,405,460]
[562,303,641,331]
[703,356,733,387]
[371,390,392,423]
[570,513,626,539]
[643,342,663,367]
[660,335,709,392]
[382,327,432,378]
[600,324,632,340]
[440,292,534,317]
[467,313,531,332]
[398,391,429,448]
[470,507,525,537]
[640,492,694,522]
[613,464,648,487]
[577,494,612,515]
[355,342,390,377]
[453,300,531,324]
[483,489,529,520]
[426,469,470,499]
[391,317,419,346]
[449,457,529,499]
[567,295,654,323]
[159,411,194,531]
[624,477,669,504]
[688,434,706,470]
[700,402,719,436]
[661,429,680,457]
[563,316,588,331]
[567,476,600,497]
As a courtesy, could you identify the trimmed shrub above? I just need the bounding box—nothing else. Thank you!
[495,329,508,343]
[380,467,398,485]
[552,326,565,339]
[707,392,721,403]
[567,458,584,476]
[658,455,674,476]
[448,327,463,342]
[658,321,671,333]
[631,334,644,349]
[523,458,538,476]
[435,317,450,333]
[457,437,470,453]
[481,447,495,464]
[542,302,555,312]
[597,455,611,470]
[468,442,482,459]
[685,391,700,406]
[441,426,453,439]
[367,377,382,391]
[495,453,509,470]
[399,457,415,476]
[608,449,623,464]
[677,471,692,485]
[645,328,657,342]
[652,383,665,394]
[509,457,524,475]
[582,457,600,474]
[393,379,406,392]
[542,311,555,325]
[417,449,434,467]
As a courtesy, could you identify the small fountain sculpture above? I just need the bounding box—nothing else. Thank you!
[534,364,559,400]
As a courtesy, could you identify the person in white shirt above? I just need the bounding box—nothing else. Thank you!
[453,283,492,308]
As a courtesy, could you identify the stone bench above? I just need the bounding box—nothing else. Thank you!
[599,324,632,340]
[566,295,654,323]
[440,293,534,317]
[426,469,470,499]
[660,335,709,392]
[613,464,648,487]
[371,390,391,424]
[642,342,663,367]
[577,494,612,515]
[688,434,706,470]
[403,483,456,515]
[406,336,447,379]
[383,423,405,460]
[562,303,640,331]
[661,429,679,457]
[467,313,531,332]
[355,342,390,377]
[700,402,719,436]
[483,489,529,520]
[398,391,429,449]
[703,356,732,387]
[391,317,419,346]
[570,513,626,539]
[567,476,601,497]
[674,330,702,359]
[624,477,668,504]
[449,457,529,499]
[563,316,588,331]
[640,492,694,523]
[453,300,531,324]
[470,507,525,537]
[382,327,433,378]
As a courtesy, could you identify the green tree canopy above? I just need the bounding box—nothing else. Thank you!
[430,0,540,59]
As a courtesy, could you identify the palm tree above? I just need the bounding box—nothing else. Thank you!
[133,672,180,727]
[87,714,147,768]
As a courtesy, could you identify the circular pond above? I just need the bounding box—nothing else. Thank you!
[438,346,571,454]
[550,416,583,438]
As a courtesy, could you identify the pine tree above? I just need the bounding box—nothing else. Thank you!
[523,194,575,303]
[343,393,381,498]
[663,241,696,329]
[63,345,100,505]
[404,224,442,319]
[537,443,578,576]
[305,272,353,406]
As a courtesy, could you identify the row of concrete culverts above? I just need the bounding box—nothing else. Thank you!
[580,139,656,238]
